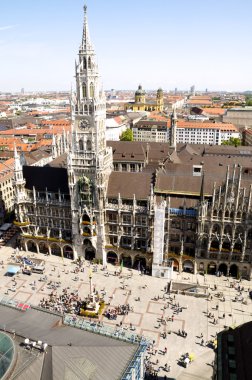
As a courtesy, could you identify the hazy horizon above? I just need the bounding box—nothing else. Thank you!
[1,0,252,93]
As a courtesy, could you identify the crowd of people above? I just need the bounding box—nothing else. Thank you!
[104,303,133,320]
[39,288,82,314]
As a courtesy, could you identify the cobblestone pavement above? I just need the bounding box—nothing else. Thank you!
[0,245,251,379]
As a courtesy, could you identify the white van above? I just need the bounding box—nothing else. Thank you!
[32,266,45,274]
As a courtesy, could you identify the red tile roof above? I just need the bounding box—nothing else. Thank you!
[203,108,227,116]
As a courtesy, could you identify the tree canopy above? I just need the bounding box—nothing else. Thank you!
[120,128,133,141]
[222,137,241,147]
[246,98,252,106]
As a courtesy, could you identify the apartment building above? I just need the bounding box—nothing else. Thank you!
[133,115,240,145]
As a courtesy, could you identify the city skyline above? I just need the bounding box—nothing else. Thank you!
[1,0,252,93]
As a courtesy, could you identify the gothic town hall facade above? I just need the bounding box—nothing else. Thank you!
[14,6,252,280]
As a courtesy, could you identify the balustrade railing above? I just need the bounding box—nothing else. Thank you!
[106,203,147,213]
[106,203,118,210]
[63,314,149,345]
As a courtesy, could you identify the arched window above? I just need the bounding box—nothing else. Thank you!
[82,83,87,98]
[235,226,244,239]
[88,56,91,69]
[79,139,84,151]
[84,104,88,114]
[210,239,219,250]
[83,57,87,69]
[212,224,221,234]
[224,225,232,236]
[86,140,92,151]
[82,213,90,222]
[204,225,209,234]
[90,83,94,98]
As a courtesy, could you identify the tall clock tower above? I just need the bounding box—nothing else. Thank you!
[68,5,113,263]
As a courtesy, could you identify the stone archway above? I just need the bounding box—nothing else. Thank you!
[63,245,73,260]
[121,255,132,268]
[27,240,37,253]
[170,258,179,272]
[207,262,217,275]
[83,239,95,260]
[134,256,146,271]
[38,241,49,255]
[229,264,238,278]
[218,263,228,276]
[85,247,96,261]
[107,251,118,265]
[183,260,194,273]
[83,239,92,246]
[51,243,61,257]
[82,213,91,223]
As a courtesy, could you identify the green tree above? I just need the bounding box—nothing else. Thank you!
[120,128,133,141]
[246,98,252,106]
[222,137,241,147]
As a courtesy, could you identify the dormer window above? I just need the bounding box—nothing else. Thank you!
[193,165,202,176]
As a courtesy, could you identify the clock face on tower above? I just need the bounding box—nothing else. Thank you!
[79,120,89,129]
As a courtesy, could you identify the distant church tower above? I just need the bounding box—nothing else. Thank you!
[156,88,164,111]
[135,84,146,104]
[68,5,113,263]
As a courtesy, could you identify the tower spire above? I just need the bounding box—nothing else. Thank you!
[14,143,21,172]
[200,171,205,202]
[82,4,92,50]
[14,142,18,159]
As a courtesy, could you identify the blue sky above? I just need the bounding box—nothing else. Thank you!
[0,0,252,92]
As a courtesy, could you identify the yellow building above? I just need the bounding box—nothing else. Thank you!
[125,85,164,112]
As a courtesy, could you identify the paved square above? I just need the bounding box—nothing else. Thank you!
[123,312,142,327]
[13,290,32,303]
[147,301,165,315]
[0,244,251,379]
